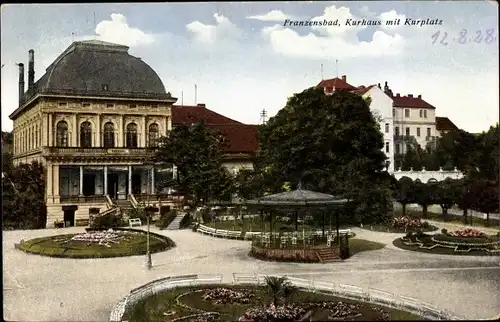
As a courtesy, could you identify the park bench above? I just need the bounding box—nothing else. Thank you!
[226,230,242,239]
[129,218,142,227]
[215,230,229,238]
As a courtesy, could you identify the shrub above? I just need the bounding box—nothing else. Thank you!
[127,207,148,223]
[90,214,122,229]
[441,228,448,235]
[392,216,427,230]
[179,213,192,229]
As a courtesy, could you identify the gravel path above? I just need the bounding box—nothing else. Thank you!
[3,225,499,321]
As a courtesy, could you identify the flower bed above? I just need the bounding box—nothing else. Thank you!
[445,228,486,238]
[123,285,423,321]
[15,228,175,258]
[392,216,429,230]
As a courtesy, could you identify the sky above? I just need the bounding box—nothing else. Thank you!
[1,2,498,132]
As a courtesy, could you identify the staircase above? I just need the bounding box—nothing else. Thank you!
[317,248,341,263]
[166,214,187,230]
[114,199,135,218]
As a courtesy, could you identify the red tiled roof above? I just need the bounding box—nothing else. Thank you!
[391,94,436,109]
[436,116,459,132]
[171,105,258,154]
[171,105,242,125]
[352,84,376,95]
[317,77,356,91]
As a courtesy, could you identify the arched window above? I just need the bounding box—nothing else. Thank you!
[56,121,69,147]
[126,123,138,148]
[103,122,115,148]
[80,122,92,148]
[148,123,159,147]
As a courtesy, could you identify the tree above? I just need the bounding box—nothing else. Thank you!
[413,181,436,218]
[470,180,499,227]
[263,276,296,307]
[2,161,47,229]
[257,87,391,224]
[395,177,415,216]
[154,122,233,206]
[453,177,476,224]
[435,179,457,220]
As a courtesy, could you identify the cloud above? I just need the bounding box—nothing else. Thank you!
[186,13,242,44]
[246,10,295,21]
[95,13,154,47]
[358,6,377,18]
[379,10,407,31]
[262,5,406,59]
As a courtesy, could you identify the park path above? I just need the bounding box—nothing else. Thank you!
[3,225,499,322]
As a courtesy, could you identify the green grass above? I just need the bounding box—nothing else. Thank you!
[122,285,426,322]
[349,238,386,256]
[392,234,500,256]
[396,208,500,228]
[207,217,349,233]
[16,230,176,258]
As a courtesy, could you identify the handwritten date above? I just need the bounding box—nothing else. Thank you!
[431,29,496,45]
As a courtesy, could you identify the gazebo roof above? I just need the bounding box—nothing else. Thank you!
[246,188,348,207]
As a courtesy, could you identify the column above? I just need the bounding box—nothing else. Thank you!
[46,162,53,201]
[42,113,48,146]
[141,116,147,147]
[104,166,108,195]
[151,167,155,194]
[48,113,53,147]
[119,115,124,147]
[128,166,132,195]
[79,166,84,196]
[72,114,78,147]
[96,113,101,147]
[172,164,177,179]
[53,163,60,198]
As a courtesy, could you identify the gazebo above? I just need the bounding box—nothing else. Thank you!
[245,185,350,262]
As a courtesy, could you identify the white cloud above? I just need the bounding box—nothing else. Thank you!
[262,5,406,60]
[186,13,242,44]
[246,10,295,22]
[358,6,377,17]
[379,10,407,31]
[95,13,154,47]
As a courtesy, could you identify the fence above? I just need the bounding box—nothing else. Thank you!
[109,273,462,321]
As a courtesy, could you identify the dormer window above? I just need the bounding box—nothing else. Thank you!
[102,84,109,91]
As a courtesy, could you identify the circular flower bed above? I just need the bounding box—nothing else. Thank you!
[15,228,175,258]
[122,285,425,321]
[392,216,429,230]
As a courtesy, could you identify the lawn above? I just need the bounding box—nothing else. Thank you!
[349,238,386,256]
[395,208,500,228]
[16,229,176,258]
[392,233,500,256]
[122,285,426,321]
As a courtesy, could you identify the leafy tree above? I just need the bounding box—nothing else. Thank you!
[2,161,47,229]
[476,125,499,181]
[154,122,234,206]
[413,181,437,218]
[263,276,296,307]
[435,178,457,220]
[395,177,415,216]
[470,180,499,226]
[233,169,265,201]
[257,87,391,224]
[453,177,476,224]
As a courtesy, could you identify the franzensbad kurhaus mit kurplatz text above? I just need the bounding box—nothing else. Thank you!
[9,40,458,228]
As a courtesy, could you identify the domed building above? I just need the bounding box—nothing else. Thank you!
[9,40,257,228]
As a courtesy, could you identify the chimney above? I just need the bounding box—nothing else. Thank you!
[384,81,389,91]
[408,94,413,98]
[418,94,422,99]
[377,83,381,89]
[341,75,346,82]
[28,49,35,90]
[18,63,25,106]
[396,93,400,97]
[197,103,206,108]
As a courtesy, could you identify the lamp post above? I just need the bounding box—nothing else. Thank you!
[144,160,156,269]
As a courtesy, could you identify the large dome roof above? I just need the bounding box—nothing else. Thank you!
[27,40,172,101]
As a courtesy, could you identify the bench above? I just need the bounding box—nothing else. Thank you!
[75,219,90,227]
[129,218,142,227]
[226,231,242,239]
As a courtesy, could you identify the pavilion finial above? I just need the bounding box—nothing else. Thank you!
[297,181,303,190]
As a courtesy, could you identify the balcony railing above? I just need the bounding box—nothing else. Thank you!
[60,195,107,204]
[42,147,155,156]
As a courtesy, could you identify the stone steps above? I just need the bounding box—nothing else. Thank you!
[317,248,340,262]
[166,214,186,230]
